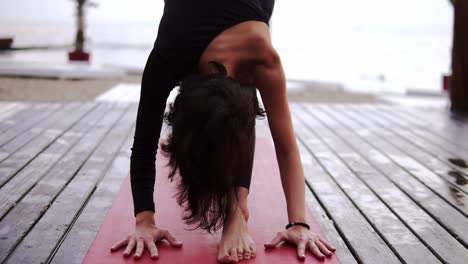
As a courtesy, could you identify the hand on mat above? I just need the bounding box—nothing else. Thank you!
[264,226,336,261]
[110,213,183,259]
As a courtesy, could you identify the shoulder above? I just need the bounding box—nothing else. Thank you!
[198,21,279,76]
[238,23,279,66]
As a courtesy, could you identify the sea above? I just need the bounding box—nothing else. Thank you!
[0,0,455,94]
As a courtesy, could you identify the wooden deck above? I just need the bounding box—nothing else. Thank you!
[0,101,467,263]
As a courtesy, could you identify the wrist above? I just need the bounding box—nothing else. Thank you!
[285,221,310,231]
[135,210,156,225]
[288,214,306,222]
[288,225,310,232]
[288,217,306,223]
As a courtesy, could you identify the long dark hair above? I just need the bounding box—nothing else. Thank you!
[161,62,265,233]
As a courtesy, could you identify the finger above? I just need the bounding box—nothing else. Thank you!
[230,248,239,262]
[145,238,159,259]
[264,232,284,249]
[296,240,307,260]
[161,230,183,247]
[110,238,128,251]
[308,240,325,260]
[320,238,336,252]
[123,238,136,257]
[133,238,145,259]
[316,241,333,257]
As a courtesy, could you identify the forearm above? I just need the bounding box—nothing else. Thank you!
[254,55,306,223]
[277,148,307,223]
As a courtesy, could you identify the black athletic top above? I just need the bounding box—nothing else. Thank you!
[130,0,274,216]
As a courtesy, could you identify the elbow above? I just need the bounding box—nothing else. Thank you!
[250,33,281,69]
[261,44,281,70]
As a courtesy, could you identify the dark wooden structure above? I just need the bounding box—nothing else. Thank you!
[450,0,468,112]
[0,101,467,263]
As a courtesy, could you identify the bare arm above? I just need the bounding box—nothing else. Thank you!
[243,23,335,262]
[253,48,306,223]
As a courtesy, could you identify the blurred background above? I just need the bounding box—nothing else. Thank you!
[0,0,454,104]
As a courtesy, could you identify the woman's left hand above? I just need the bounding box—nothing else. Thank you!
[264,226,336,260]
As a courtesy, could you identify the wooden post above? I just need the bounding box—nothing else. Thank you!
[76,0,85,52]
[450,0,468,112]
[68,0,90,61]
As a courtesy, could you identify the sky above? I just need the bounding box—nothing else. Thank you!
[0,0,453,30]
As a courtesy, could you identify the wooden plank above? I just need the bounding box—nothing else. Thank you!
[330,104,468,216]
[3,103,136,264]
[0,102,17,115]
[0,103,31,123]
[0,103,94,187]
[292,104,442,263]
[303,185,357,264]
[114,84,134,101]
[378,105,468,152]
[49,121,136,264]
[0,103,23,121]
[0,102,127,263]
[256,110,357,263]
[0,104,120,250]
[0,103,45,135]
[302,104,468,262]
[0,103,77,162]
[371,105,468,172]
[372,105,468,165]
[256,118,271,138]
[290,106,401,264]
[256,108,356,262]
[371,106,468,177]
[315,104,468,246]
[350,105,468,195]
[0,102,115,219]
[349,104,468,195]
[0,103,48,133]
[0,103,62,147]
[300,147,373,263]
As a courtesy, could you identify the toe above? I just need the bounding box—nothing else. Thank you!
[237,248,244,261]
[230,248,239,262]
[217,254,231,263]
[218,246,232,263]
[242,244,251,259]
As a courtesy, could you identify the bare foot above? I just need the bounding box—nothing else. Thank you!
[217,204,255,263]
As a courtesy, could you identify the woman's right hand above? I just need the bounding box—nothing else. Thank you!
[110,211,183,259]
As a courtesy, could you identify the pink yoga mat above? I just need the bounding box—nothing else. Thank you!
[83,137,340,263]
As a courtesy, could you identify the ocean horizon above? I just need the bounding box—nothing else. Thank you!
[0,0,454,94]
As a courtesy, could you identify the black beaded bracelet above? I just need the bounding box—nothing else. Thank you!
[285,221,310,230]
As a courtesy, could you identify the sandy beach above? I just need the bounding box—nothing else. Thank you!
[0,75,141,102]
[0,75,375,103]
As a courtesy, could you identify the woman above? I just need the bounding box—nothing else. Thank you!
[110,0,336,262]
